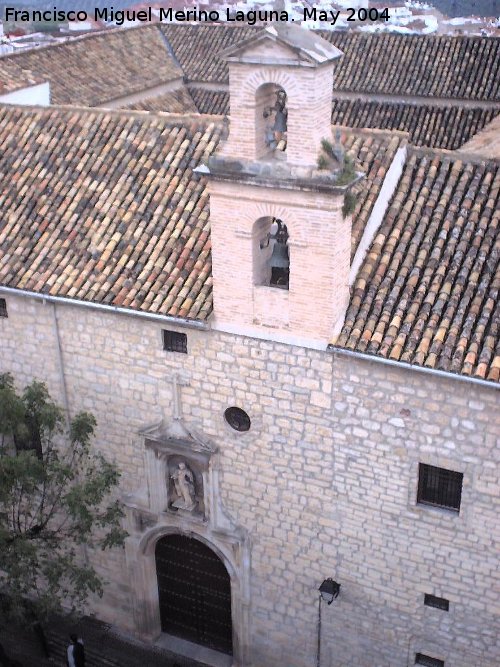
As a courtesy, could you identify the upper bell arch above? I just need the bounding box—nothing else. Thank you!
[219,24,343,166]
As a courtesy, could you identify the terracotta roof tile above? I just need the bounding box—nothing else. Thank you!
[322,32,500,102]
[188,87,230,116]
[160,26,499,102]
[0,66,45,95]
[337,150,499,382]
[1,104,497,382]
[332,99,499,151]
[0,25,182,106]
[341,129,407,260]
[158,89,499,153]
[159,24,258,84]
[0,105,222,320]
[461,114,500,159]
[126,87,198,113]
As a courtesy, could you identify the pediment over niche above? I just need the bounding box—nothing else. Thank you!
[220,24,343,67]
[139,416,217,458]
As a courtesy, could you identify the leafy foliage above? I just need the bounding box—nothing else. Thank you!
[0,374,127,624]
[317,139,357,186]
[336,155,357,186]
[342,191,358,219]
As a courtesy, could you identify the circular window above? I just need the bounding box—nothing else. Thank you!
[224,407,251,432]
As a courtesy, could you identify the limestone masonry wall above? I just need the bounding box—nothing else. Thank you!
[1,293,498,667]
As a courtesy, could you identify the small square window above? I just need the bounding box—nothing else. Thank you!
[162,330,187,354]
[0,298,7,318]
[424,594,449,611]
[417,464,463,512]
[415,653,444,667]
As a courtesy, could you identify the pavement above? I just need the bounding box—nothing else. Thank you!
[0,615,208,667]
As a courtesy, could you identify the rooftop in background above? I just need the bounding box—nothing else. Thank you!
[1,25,498,110]
[0,24,182,106]
[320,31,500,101]
[0,64,45,94]
[159,89,499,152]
[159,25,500,102]
[460,114,500,158]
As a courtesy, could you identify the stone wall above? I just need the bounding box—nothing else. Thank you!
[0,292,498,667]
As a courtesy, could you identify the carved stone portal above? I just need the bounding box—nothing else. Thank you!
[122,379,250,665]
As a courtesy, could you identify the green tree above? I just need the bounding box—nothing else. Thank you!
[0,373,126,623]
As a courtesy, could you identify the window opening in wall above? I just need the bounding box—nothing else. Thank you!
[224,407,251,432]
[0,298,7,318]
[424,594,449,611]
[162,330,187,354]
[258,219,290,290]
[415,653,444,667]
[269,220,289,288]
[417,463,463,512]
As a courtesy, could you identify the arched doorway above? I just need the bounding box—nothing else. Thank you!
[155,534,233,655]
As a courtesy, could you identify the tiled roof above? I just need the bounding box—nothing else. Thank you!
[152,90,499,153]
[1,104,497,382]
[126,87,198,114]
[0,105,222,320]
[331,99,500,151]
[0,65,45,95]
[460,114,500,159]
[342,129,407,260]
[322,32,500,101]
[0,26,182,106]
[188,87,230,116]
[159,26,499,102]
[337,150,499,382]
[159,24,258,83]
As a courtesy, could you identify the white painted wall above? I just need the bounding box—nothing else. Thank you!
[0,81,50,106]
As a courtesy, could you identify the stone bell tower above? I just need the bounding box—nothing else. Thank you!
[205,24,357,349]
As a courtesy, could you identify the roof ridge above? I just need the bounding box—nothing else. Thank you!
[409,144,500,167]
[0,103,224,125]
[323,29,500,43]
[334,124,410,141]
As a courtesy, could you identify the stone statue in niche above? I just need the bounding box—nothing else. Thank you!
[170,461,197,512]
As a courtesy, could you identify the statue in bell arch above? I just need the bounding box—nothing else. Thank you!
[264,89,288,150]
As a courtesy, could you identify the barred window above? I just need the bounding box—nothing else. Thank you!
[415,653,444,667]
[417,464,463,512]
[0,298,7,318]
[424,594,449,611]
[162,330,187,354]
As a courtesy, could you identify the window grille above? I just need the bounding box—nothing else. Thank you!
[417,464,463,511]
[0,298,7,318]
[415,653,444,667]
[424,594,449,611]
[162,330,187,354]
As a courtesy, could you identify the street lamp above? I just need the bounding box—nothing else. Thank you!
[317,579,341,667]
[319,578,341,605]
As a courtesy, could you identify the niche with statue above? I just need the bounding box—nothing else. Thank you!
[255,83,288,158]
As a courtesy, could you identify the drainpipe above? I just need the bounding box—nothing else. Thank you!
[51,302,70,426]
